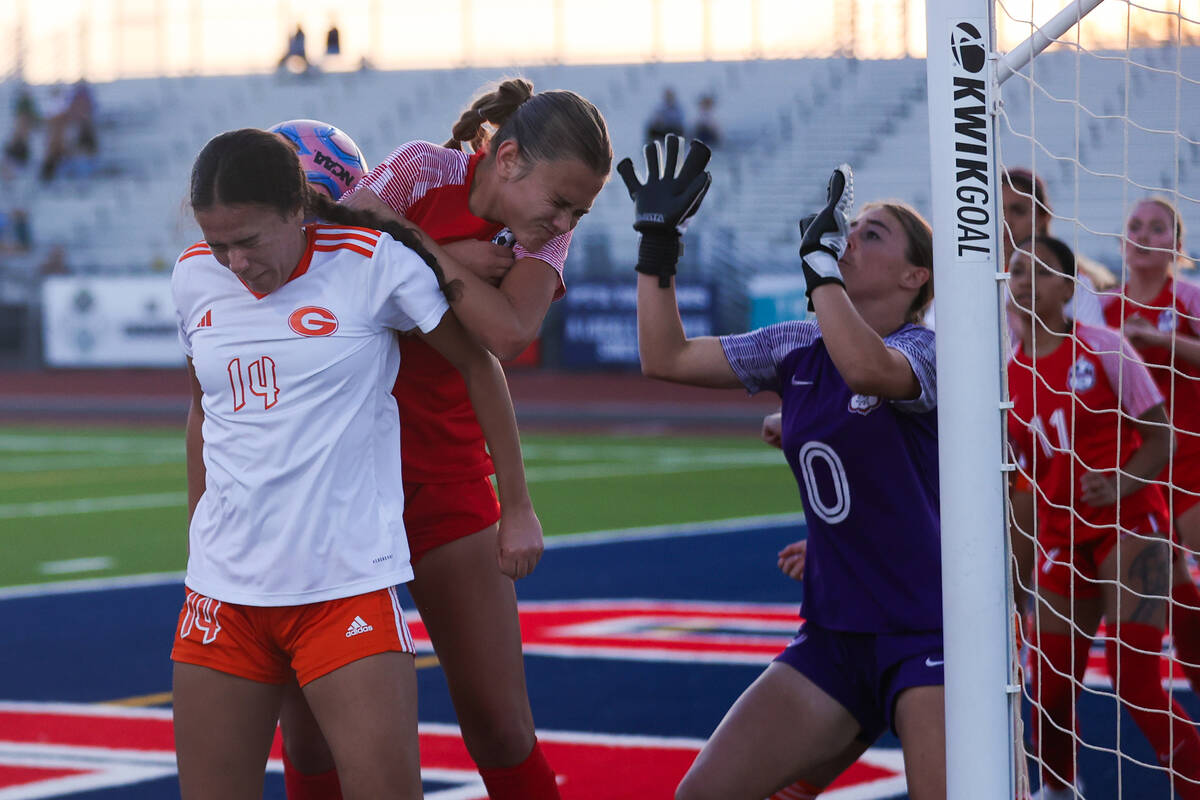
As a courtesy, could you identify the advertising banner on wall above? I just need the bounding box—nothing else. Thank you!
[42,276,183,367]
[561,280,715,368]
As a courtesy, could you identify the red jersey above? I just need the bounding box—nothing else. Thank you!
[1007,323,1167,546]
[1101,277,1200,463]
[349,141,572,482]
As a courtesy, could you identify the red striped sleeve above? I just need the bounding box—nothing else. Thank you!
[314,225,381,259]
[1078,323,1164,419]
[314,243,374,259]
[179,243,212,262]
[314,224,382,240]
[514,231,572,299]
[349,141,468,215]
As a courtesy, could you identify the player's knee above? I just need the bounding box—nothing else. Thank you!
[282,733,337,774]
[462,718,537,767]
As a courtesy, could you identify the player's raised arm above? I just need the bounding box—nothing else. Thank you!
[416,312,543,580]
[801,166,929,401]
[345,152,579,361]
[621,135,739,387]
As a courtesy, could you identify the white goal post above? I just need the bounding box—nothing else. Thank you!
[925,1,1106,798]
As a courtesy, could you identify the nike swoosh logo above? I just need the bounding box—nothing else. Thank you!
[791,377,814,386]
[925,657,944,667]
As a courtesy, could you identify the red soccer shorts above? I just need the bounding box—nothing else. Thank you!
[1161,453,1200,519]
[170,586,415,686]
[403,476,502,564]
[1035,513,1165,600]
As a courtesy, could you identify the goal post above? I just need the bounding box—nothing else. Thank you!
[925,1,1017,797]
[925,1,1110,797]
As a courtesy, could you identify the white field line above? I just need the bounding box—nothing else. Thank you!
[0,453,184,472]
[38,557,116,575]
[0,449,784,520]
[524,452,784,482]
[0,435,181,454]
[0,513,805,601]
[0,492,187,520]
[521,443,775,461]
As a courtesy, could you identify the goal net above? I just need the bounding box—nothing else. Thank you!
[927,1,1200,798]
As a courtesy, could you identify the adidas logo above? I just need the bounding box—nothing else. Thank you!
[345,615,374,638]
[196,309,213,328]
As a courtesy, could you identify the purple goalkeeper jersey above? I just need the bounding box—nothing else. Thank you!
[721,320,941,633]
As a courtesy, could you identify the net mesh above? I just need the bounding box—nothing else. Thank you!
[998,2,1200,797]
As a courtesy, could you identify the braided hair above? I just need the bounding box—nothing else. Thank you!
[444,78,611,178]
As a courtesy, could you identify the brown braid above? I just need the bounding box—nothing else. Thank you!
[306,189,463,303]
[444,79,534,152]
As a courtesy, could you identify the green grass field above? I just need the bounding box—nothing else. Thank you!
[0,426,801,589]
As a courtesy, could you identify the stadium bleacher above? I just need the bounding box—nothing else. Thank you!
[0,49,1195,328]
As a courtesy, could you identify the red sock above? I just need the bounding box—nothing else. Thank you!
[1030,630,1089,790]
[1106,621,1200,800]
[1171,580,1200,692]
[771,779,823,798]
[282,747,343,800]
[479,740,560,800]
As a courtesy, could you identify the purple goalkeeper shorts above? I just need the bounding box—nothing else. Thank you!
[773,620,944,741]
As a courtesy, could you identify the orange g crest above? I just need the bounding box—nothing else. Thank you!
[289,306,339,337]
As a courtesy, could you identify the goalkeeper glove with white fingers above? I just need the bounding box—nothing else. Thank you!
[617,134,712,287]
[800,163,854,310]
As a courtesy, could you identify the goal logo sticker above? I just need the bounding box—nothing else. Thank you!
[950,22,986,73]
[945,16,996,264]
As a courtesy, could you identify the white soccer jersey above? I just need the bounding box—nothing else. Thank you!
[172,224,450,606]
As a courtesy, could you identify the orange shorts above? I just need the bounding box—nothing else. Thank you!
[1035,513,1165,600]
[403,476,501,564]
[170,586,415,686]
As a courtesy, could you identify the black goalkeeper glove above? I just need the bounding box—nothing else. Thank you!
[800,164,854,310]
[617,134,712,287]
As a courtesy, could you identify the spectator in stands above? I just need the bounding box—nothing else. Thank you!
[37,246,67,276]
[39,80,96,182]
[0,86,37,251]
[278,24,309,73]
[645,87,685,143]
[692,94,721,148]
[3,85,38,170]
[325,22,341,59]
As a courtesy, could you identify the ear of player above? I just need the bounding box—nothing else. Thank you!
[617,134,713,288]
[800,163,854,310]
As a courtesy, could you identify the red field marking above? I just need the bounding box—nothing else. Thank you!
[0,764,90,789]
[409,599,803,664]
[0,702,907,799]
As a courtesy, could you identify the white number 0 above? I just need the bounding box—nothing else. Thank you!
[797,441,851,524]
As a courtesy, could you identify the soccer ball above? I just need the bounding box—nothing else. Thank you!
[269,119,369,200]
